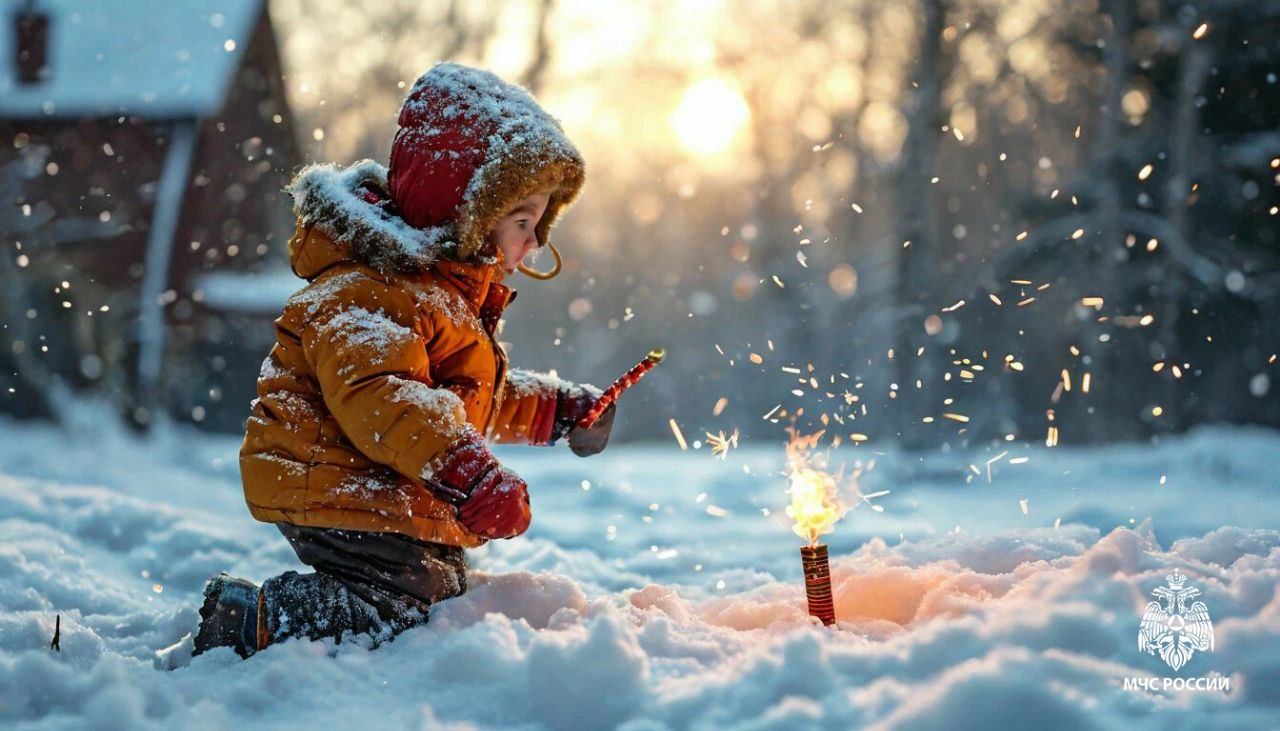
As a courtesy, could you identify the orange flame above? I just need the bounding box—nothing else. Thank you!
[784,430,848,547]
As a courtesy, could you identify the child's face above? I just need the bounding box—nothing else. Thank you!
[488,190,553,275]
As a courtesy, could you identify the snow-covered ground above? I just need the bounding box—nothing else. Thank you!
[2,412,1278,729]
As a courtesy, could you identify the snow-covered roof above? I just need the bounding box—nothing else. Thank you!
[0,0,262,119]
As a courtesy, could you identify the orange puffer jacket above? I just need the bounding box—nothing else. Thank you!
[240,161,595,547]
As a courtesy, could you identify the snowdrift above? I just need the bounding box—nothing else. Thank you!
[1,417,1277,729]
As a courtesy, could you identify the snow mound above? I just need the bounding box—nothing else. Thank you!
[1,418,1278,728]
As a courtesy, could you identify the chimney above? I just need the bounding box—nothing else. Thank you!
[14,2,50,85]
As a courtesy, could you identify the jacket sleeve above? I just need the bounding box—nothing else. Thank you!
[489,369,602,446]
[488,368,560,445]
[299,272,475,484]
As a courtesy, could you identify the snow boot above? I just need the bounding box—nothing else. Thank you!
[192,572,263,659]
[258,570,406,647]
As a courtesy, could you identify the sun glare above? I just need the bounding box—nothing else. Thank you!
[670,77,751,157]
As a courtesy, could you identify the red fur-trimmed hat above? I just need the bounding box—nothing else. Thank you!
[388,63,585,262]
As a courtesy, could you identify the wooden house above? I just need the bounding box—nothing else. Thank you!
[0,0,301,431]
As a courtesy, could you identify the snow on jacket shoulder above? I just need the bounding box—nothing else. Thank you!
[240,160,577,547]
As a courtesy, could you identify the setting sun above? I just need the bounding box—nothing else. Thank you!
[670,77,751,157]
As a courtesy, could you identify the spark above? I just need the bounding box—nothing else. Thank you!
[669,419,689,450]
[1046,425,1059,447]
[1192,22,1210,39]
[705,429,740,460]
[986,450,1008,482]
[1138,164,1154,181]
[712,397,729,416]
[943,412,970,424]
[989,293,1003,306]
[859,489,890,513]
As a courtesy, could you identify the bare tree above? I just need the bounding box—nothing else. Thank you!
[1157,7,1215,430]
[893,0,945,445]
[519,0,557,95]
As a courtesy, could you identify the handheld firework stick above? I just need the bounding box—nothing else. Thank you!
[576,347,666,429]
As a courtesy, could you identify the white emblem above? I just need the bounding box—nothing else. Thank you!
[1138,570,1214,671]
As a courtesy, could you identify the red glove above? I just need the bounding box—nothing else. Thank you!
[457,466,530,539]
[426,432,531,539]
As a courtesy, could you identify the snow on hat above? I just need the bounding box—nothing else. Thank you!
[388,62,585,262]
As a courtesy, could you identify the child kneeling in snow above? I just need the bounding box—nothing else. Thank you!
[191,63,613,658]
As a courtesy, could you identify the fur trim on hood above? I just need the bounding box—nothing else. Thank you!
[286,159,468,274]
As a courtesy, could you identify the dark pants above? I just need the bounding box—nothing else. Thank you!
[260,524,468,646]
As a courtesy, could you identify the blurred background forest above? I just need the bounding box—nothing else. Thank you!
[1,0,1277,450]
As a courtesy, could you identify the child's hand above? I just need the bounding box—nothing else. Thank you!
[457,466,531,539]
[426,433,532,539]
[553,391,615,457]
[566,403,614,457]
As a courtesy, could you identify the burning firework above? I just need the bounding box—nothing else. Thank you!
[783,430,887,627]
[784,431,843,625]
